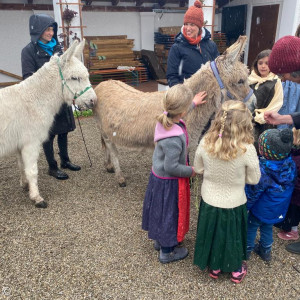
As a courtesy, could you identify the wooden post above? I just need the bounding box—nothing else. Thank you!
[53,0,85,50]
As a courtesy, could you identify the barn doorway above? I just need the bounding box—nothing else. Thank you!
[221,5,247,47]
[247,4,279,67]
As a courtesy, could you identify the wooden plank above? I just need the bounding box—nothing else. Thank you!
[159,26,181,35]
[84,35,127,40]
[90,66,147,74]
[90,39,134,45]
[87,44,134,51]
[89,62,142,69]
[89,53,135,59]
[91,51,135,57]
[89,58,139,65]
[0,69,22,80]
[0,81,21,87]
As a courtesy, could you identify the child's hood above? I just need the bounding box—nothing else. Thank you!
[154,121,185,143]
[29,14,58,44]
[248,70,278,85]
[260,156,296,185]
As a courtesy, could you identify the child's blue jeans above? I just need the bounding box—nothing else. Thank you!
[247,212,273,253]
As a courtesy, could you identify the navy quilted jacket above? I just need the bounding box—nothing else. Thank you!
[166,28,219,87]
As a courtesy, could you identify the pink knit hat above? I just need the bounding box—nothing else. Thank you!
[183,1,204,29]
[269,35,300,74]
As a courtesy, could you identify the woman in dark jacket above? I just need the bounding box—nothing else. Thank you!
[21,14,80,180]
[166,1,219,87]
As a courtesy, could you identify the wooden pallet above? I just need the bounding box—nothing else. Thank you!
[153,26,180,78]
[159,26,181,35]
[84,35,149,84]
[89,67,149,85]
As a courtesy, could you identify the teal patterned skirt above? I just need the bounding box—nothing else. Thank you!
[193,200,247,272]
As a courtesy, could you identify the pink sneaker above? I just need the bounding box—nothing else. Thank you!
[231,262,247,284]
[209,269,221,279]
[277,230,299,241]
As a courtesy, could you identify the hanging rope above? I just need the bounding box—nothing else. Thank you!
[73,106,93,167]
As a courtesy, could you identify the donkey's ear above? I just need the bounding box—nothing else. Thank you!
[60,40,79,65]
[222,35,247,63]
[73,39,86,61]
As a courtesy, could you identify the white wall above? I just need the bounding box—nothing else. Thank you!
[0,8,185,83]
[154,13,184,30]
[0,9,51,82]
[277,0,300,37]
[82,11,141,48]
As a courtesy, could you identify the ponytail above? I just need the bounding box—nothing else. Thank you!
[157,111,174,129]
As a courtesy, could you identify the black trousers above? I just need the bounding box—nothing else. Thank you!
[274,204,300,232]
[43,132,69,169]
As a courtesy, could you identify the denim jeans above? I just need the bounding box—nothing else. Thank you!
[247,212,273,253]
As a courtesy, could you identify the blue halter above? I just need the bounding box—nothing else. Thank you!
[210,61,253,103]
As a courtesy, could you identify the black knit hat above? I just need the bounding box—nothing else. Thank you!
[258,128,293,160]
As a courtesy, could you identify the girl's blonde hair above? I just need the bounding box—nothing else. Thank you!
[204,100,254,160]
[157,84,193,129]
[293,128,300,145]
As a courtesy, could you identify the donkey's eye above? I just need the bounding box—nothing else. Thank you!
[71,77,81,82]
[238,79,245,84]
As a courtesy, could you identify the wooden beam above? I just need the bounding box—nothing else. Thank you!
[0,70,22,80]
[82,5,152,12]
[179,0,187,7]
[111,0,120,6]
[215,0,231,8]
[83,0,186,4]
[158,0,166,8]
[0,4,53,10]
[136,0,144,7]
[0,1,187,11]
[0,82,21,87]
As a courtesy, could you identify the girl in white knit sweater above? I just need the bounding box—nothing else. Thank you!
[193,100,261,284]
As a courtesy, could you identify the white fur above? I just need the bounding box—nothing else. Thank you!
[0,40,97,207]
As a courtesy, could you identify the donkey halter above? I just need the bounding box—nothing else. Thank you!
[56,58,92,104]
[210,61,253,103]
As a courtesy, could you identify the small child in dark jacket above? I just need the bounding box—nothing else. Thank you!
[245,128,297,261]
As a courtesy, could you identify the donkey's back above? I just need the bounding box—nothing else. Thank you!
[94,80,164,148]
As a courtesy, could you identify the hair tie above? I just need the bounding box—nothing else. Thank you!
[163,111,168,115]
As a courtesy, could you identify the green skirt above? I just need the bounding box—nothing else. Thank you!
[193,200,247,272]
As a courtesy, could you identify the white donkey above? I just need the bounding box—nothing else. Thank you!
[0,40,97,208]
[94,36,254,187]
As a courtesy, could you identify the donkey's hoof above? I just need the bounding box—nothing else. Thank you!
[35,201,48,208]
[106,168,115,173]
[118,182,127,187]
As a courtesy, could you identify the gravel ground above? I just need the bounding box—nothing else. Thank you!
[0,116,299,300]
